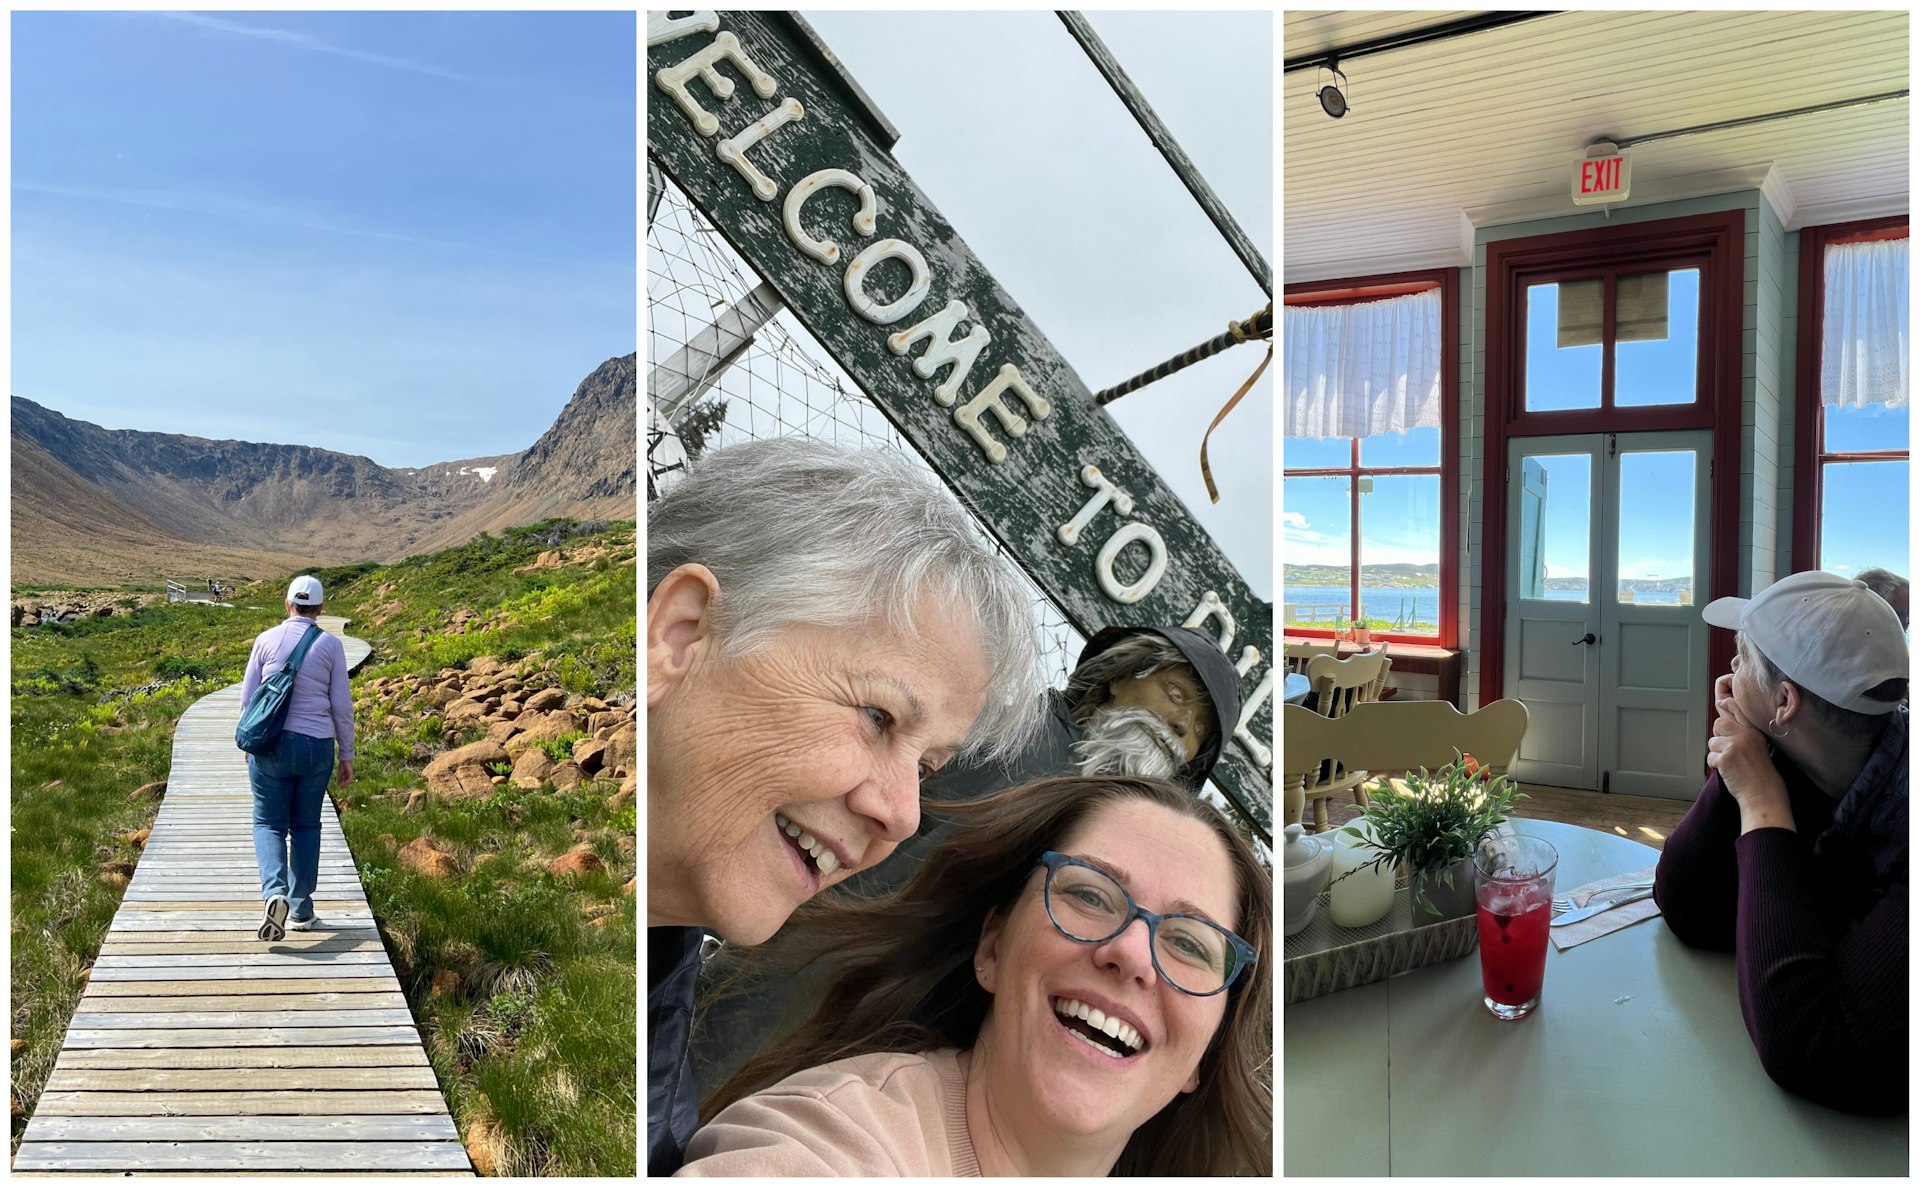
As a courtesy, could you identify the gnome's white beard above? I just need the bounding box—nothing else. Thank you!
[1073,706,1188,780]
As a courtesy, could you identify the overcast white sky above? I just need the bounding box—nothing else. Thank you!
[796,10,1274,598]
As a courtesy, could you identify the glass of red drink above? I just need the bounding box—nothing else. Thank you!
[1472,832,1558,1020]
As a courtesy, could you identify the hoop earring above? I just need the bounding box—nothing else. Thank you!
[1768,715,1790,739]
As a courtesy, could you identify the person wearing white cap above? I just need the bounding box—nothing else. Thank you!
[1654,569,1907,1115]
[239,575,356,941]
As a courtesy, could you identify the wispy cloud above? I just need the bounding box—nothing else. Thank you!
[1282,511,1308,529]
[13,179,598,268]
[151,11,486,83]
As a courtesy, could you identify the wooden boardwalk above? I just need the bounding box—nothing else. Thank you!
[16,617,472,1175]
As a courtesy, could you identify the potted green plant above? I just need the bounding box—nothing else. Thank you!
[1333,752,1527,919]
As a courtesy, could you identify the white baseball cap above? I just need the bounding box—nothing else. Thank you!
[1702,570,1908,714]
[286,575,324,606]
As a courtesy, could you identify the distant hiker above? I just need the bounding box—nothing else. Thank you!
[240,575,355,941]
[646,438,1045,1175]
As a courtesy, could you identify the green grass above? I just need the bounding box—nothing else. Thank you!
[10,520,637,1174]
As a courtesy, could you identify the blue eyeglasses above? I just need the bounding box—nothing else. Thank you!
[1035,851,1257,996]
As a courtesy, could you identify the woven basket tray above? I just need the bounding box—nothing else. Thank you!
[1283,873,1480,1005]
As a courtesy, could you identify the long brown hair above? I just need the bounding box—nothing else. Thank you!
[701,775,1273,1175]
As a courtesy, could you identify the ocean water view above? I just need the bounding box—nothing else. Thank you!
[1282,583,1687,629]
[1283,584,1439,627]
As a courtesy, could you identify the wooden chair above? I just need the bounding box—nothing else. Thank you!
[1284,641,1339,676]
[1290,647,1393,830]
[1282,698,1531,832]
[1305,645,1392,719]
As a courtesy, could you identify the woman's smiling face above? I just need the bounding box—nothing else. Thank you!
[648,572,991,945]
[971,796,1240,1147]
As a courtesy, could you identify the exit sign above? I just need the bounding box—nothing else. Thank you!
[1572,149,1630,205]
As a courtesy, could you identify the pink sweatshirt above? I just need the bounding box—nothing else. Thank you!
[677,1049,979,1176]
[239,616,355,761]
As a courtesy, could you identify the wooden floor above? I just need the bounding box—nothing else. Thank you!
[15,618,472,1176]
[1318,782,1694,852]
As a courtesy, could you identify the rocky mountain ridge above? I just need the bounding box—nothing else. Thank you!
[12,354,635,584]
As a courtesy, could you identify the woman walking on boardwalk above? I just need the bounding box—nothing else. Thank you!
[241,575,355,941]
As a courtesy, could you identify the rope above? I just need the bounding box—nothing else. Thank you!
[1092,301,1271,406]
[1200,343,1271,504]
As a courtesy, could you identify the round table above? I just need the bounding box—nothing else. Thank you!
[1284,819,1908,1175]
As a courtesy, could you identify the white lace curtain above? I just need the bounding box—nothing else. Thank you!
[1821,236,1909,408]
[1284,288,1442,439]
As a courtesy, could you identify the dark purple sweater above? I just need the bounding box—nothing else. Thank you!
[1654,709,1908,1116]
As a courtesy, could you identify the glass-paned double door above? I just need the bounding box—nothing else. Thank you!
[1503,431,1712,799]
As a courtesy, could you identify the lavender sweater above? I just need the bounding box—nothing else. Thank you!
[239,616,355,761]
[1654,709,1907,1115]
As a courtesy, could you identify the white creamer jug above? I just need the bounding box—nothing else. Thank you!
[1328,818,1397,928]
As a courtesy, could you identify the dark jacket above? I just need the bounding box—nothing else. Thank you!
[647,925,706,1175]
[687,625,1247,1100]
[1654,709,1907,1115]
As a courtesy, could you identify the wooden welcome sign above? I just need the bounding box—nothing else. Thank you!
[648,11,1273,837]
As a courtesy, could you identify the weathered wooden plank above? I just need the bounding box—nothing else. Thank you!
[70,1009,416,1030]
[75,991,405,1013]
[54,1046,428,1070]
[101,940,385,957]
[95,952,388,968]
[98,928,378,940]
[118,900,365,909]
[82,977,398,997]
[92,929,379,943]
[62,1026,418,1048]
[46,1065,440,1092]
[12,1171,470,1177]
[31,1090,450,1117]
[22,1115,461,1143]
[12,1140,471,1172]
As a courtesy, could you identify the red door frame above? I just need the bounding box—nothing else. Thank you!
[1480,209,1745,705]
[1283,267,1461,649]
[1791,215,1910,572]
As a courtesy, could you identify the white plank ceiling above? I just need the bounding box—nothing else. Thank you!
[1284,9,1910,281]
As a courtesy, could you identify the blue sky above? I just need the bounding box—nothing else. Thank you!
[13,11,635,467]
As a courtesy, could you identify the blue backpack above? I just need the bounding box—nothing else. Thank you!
[236,621,324,755]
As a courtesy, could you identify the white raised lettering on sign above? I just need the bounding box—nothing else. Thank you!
[843,238,932,325]
[888,301,992,407]
[782,169,878,265]
[953,365,1051,464]
[647,11,719,47]
[1057,465,1134,546]
[716,97,804,201]
[655,32,778,138]
[1235,645,1263,678]
[1231,668,1274,770]
[1095,522,1169,603]
[1182,590,1237,652]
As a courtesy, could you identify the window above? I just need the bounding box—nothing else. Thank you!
[1794,221,1909,578]
[1282,272,1458,646]
[1523,266,1703,413]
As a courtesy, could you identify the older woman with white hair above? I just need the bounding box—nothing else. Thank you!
[1657,570,1908,1115]
[647,437,1045,1174]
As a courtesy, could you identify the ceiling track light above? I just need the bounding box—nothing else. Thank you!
[1318,59,1349,119]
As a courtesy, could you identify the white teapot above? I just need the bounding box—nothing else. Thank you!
[1281,823,1334,936]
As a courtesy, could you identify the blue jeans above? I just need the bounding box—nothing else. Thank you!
[249,731,334,921]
